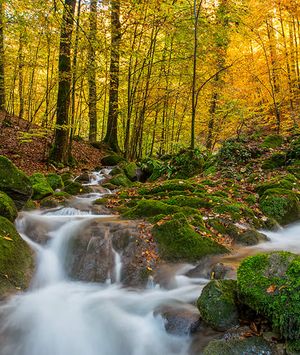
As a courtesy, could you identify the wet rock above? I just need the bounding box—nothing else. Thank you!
[197,280,239,331]
[29,173,54,200]
[101,155,125,166]
[155,304,201,335]
[203,335,279,355]
[75,172,90,183]
[0,192,17,222]
[236,229,269,246]
[211,263,234,280]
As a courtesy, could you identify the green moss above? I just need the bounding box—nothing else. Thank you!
[0,192,17,222]
[204,336,275,355]
[101,182,118,190]
[110,166,124,176]
[213,202,256,222]
[152,213,228,262]
[46,173,64,190]
[168,149,204,179]
[237,252,300,340]
[122,200,180,219]
[109,174,132,187]
[259,188,300,225]
[140,180,203,195]
[197,280,239,331]
[101,154,125,166]
[262,134,284,148]
[262,153,286,169]
[0,216,34,296]
[61,172,74,183]
[93,198,108,205]
[23,199,37,211]
[40,192,70,208]
[123,162,138,181]
[63,181,90,195]
[164,195,213,209]
[30,173,54,200]
[256,174,298,196]
[0,155,33,210]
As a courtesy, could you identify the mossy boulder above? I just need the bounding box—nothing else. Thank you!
[0,216,34,297]
[204,336,276,355]
[152,213,228,262]
[64,181,89,195]
[197,280,239,331]
[46,173,64,190]
[140,179,203,196]
[168,149,204,179]
[109,174,132,187]
[29,173,54,200]
[236,229,269,246]
[123,162,138,181]
[262,134,284,148]
[237,252,300,340]
[0,192,18,222]
[109,166,124,176]
[40,192,70,208]
[101,154,125,166]
[123,200,180,219]
[259,188,300,225]
[0,155,33,210]
[164,195,213,209]
[256,174,298,196]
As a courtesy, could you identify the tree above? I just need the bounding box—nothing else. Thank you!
[103,0,121,152]
[0,0,5,111]
[51,0,76,164]
[88,0,98,143]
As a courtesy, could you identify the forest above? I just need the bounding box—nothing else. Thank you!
[1,1,300,355]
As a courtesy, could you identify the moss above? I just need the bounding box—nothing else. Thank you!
[0,192,18,222]
[259,188,300,225]
[152,213,228,262]
[123,162,138,181]
[101,182,118,190]
[46,173,64,190]
[40,192,70,208]
[168,149,204,179]
[262,134,284,148]
[237,252,300,340]
[0,216,34,297]
[122,200,180,219]
[0,155,33,210]
[109,174,132,187]
[197,280,239,331]
[204,336,275,355]
[110,166,124,176]
[64,181,90,195]
[140,180,203,195]
[93,198,108,205]
[235,229,268,246]
[101,154,125,166]
[23,199,37,211]
[287,340,300,354]
[256,174,298,196]
[29,173,54,200]
[213,202,256,222]
[262,153,286,170]
[61,172,74,183]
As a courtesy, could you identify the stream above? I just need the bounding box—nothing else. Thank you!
[0,170,300,355]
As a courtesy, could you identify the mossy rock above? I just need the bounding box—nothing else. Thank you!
[213,202,256,222]
[259,188,300,225]
[168,149,204,179]
[262,134,284,148]
[262,153,286,170]
[61,172,74,183]
[197,280,239,331]
[29,173,54,200]
[63,181,90,195]
[256,175,298,196]
[0,192,18,222]
[101,154,125,166]
[0,155,33,210]
[140,180,203,195]
[236,229,269,246]
[123,162,138,181]
[93,198,108,205]
[101,182,118,190]
[204,336,276,355]
[123,200,180,219]
[237,252,300,340]
[46,173,64,190]
[40,192,70,208]
[109,174,132,187]
[287,340,300,354]
[23,199,37,211]
[0,216,34,297]
[152,213,228,262]
[109,166,124,176]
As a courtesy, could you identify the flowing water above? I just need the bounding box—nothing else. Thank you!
[1,170,300,355]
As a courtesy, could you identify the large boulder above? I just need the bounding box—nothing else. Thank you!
[109,174,132,187]
[46,173,64,190]
[101,154,125,166]
[0,192,18,222]
[0,216,34,298]
[238,252,300,340]
[0,156,33,210]
[123,162,138,181]
[29,173,54,200]
[152,213,228,262]
[197,280,239,331]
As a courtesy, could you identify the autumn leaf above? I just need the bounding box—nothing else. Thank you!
[266,285,276,294]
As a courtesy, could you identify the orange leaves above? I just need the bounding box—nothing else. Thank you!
[266,284,276,294]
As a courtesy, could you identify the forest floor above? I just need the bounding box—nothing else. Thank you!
[0,111,104,175]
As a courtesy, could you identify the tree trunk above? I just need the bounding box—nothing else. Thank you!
[103,0,121,153]
[51,0,76,164]
[88,0,97,143]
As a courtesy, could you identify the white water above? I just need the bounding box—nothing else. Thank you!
[0,207,204,355]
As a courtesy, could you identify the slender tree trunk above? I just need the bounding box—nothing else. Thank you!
[51,0,76,164]
[88,0,97,142]
[0,0,5,111]
[103,0,121,152]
